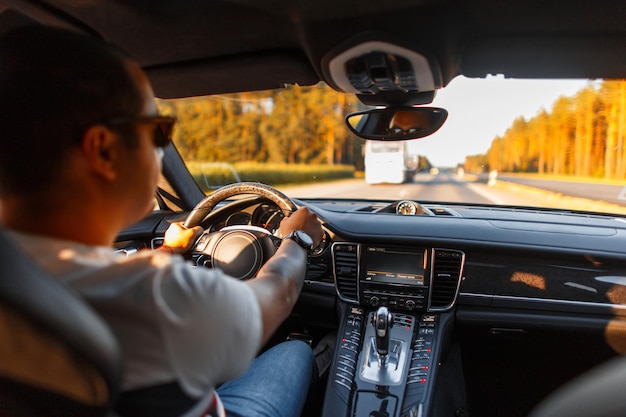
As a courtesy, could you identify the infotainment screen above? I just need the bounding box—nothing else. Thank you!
[364,246,427,286]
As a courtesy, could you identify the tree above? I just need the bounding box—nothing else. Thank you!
[158,83,365,167]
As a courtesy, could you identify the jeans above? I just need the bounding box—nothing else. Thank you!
[216,340,314,417]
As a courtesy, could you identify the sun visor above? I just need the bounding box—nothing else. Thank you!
[146,51,320,99]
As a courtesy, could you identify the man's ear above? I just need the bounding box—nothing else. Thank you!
[80,125,119,181]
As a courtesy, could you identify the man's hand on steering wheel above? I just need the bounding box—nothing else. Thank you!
[277,207,324,249]
[160,222,204,254]
[177,183,324,279]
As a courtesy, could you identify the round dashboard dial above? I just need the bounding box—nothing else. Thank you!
[252,204,285,233]
[396,200,418,216]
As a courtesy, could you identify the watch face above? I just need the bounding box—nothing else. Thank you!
[295,230,314,247]
[287,230,313,251]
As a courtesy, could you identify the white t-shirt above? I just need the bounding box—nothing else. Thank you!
[9,230,263,403]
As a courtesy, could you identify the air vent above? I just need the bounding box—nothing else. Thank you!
[354,203,387,213]
[355,206,378,213]
[306,262,331,283]
[423,205,460,216]
[429,249,464,311]
[332,243,359,303]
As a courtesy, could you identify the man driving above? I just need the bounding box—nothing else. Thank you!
[0,26,323,417]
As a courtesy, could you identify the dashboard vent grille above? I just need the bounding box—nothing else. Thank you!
[423,205,460,217]
[430,249,464,310]
[306,262,329,282]
[332,243,359,303]
[355,203,387,213]
[431,208,453,216]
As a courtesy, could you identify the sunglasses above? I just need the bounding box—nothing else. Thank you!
[103,115,177,148]
[387,126,424,135]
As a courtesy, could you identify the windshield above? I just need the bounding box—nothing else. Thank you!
[157,76,626,216]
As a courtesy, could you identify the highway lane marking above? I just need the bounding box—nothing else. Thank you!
[464,182,507,205]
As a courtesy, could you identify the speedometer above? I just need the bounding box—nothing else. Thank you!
[252,204,285,233]
[258,210,284,233]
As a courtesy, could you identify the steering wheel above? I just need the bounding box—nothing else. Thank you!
[183,182,298,280]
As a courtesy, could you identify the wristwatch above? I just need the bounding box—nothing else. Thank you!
[282,230,314,253]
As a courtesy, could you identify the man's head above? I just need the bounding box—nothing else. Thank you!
[388,110,428,135]
[0,25,146,197]
[0,25,169,240]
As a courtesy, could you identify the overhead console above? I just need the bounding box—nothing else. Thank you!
[321,34,443,106]
[324,243,464,417]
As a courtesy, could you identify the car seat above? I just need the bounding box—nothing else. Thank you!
[528,353,626,417]
[0,228,122,417]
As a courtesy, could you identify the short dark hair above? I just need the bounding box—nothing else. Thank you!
[0,25,145,197]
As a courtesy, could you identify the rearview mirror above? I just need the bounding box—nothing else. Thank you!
[345,107,448,140]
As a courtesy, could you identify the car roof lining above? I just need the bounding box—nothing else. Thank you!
[5,0,626,100]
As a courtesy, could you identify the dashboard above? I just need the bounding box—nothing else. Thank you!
[119,197,626,311]
[116,196,626,417]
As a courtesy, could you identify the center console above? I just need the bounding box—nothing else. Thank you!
[322,243,464,417]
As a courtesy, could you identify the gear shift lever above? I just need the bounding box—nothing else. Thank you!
[372,306,393,368]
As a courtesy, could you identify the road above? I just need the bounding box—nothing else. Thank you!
[280,172,543,206]
[278,172,626,214]
[498,175,626,206]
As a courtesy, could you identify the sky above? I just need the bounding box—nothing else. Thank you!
[408,75,591,167]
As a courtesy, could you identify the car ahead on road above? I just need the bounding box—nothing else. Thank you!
[3,2,626,417]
